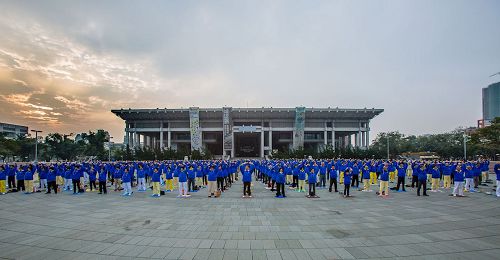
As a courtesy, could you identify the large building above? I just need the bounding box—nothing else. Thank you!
[112,107,383,158]
[482,82,500,124]
[0,122,28,139]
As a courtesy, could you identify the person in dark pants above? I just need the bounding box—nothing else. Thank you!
[417,164,429,196]
[16,167,25,191]
[98,166,107,194]
[275,168,286,198]
[343,168,352,197]
[88,168,97,192]
[216,165,225,192]
[351,164,360,188]
[46,166,57,194]
[396,163,407,192]
[72,167,81,194]
[308,167,317,197]
[411,163,419,188]
[240,162,254,197]
[7,165,16,189]
[329,164,338,192]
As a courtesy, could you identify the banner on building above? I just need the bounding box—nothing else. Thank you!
[189,107,202,151]
[223,107,233,151]
[293,106,305,149]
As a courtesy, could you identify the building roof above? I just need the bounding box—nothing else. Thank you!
[111,107,384,121]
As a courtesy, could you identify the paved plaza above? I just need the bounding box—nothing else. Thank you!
[0,178,499,260]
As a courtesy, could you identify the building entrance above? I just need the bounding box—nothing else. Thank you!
[234,132,260,157]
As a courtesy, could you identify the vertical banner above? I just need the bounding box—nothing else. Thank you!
[189,107,202,151]
[293,106,305,149]
[222,107,233,152]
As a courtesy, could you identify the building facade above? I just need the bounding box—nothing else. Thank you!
[482,82,500,124]
[112,107,383,158]
[0,122,28,139]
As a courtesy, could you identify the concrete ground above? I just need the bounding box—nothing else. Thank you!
[0,176,499,260]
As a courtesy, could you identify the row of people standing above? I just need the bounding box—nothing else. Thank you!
[1,159,498,198]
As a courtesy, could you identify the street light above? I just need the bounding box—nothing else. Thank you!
[31,129,42,162]
[463,133,469,161]
[386,135,390,160]
[108,136,114,162]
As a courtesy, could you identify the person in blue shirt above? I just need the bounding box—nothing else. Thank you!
[275,167,286,198]
[72,165,82,194]
[351,163,360,188]
[64,165,73,191]
[0,165,6,194]
[88,167,97,192]
[308,167,317,197]
[464,165,475,192]
[442,162,452,189]
[411,162,419,188]
[46,165,57,194]
[362,164,371,192]
[113,165,123,191]
[452,164,465,197]
[495,163,500,197]
[328,164,338,193]
[240,162,254,197]
[187,164,196,192]
[343,168,352,197]
[319,162,327,188]
[379,165,389,197]
[164,165,174,192]
[16,165,25,192]
[417,164,429,196]
[24,165,35,194]
[7,164,16,189]
[98,166,107,194]
[297,165,306,193]
[430,164,441,192]
[121,167,132,196]
[395,163,407,192]
[39,165,48,192]
[136,164,146,192]
[473,163,481,189]
[207,165,218,197]
[480,160,490,184]
[151,167,162,197]
[178,164,189,197]
[196,164,204,188]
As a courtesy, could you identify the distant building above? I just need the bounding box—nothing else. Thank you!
[112,107,383,158]
[482,82,500,125]
[0,122,28,139]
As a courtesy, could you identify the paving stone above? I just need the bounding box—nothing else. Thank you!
[0,179,499,260]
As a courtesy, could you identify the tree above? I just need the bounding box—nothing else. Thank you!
[470,117,500,159]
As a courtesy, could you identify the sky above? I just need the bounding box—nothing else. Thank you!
[0,0,499,143]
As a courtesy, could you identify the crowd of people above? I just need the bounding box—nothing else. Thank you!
[0,158,499,198]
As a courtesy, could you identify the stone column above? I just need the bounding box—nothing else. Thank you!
[260,130,264,158]
[167,130,171,149]
[331,130,336,151]
[323,123,328,146]
[160,123,164,149]
[231,131,235,158]
[269,130,273,152]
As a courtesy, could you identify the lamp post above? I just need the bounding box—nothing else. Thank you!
[31,129,42,162]
[108,136,114,162]
[463,134,469,161]
[386,135,390,160]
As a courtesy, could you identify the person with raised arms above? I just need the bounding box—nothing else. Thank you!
[240,161,254,198]
[395,162,407,192]
[378,164,389,197]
